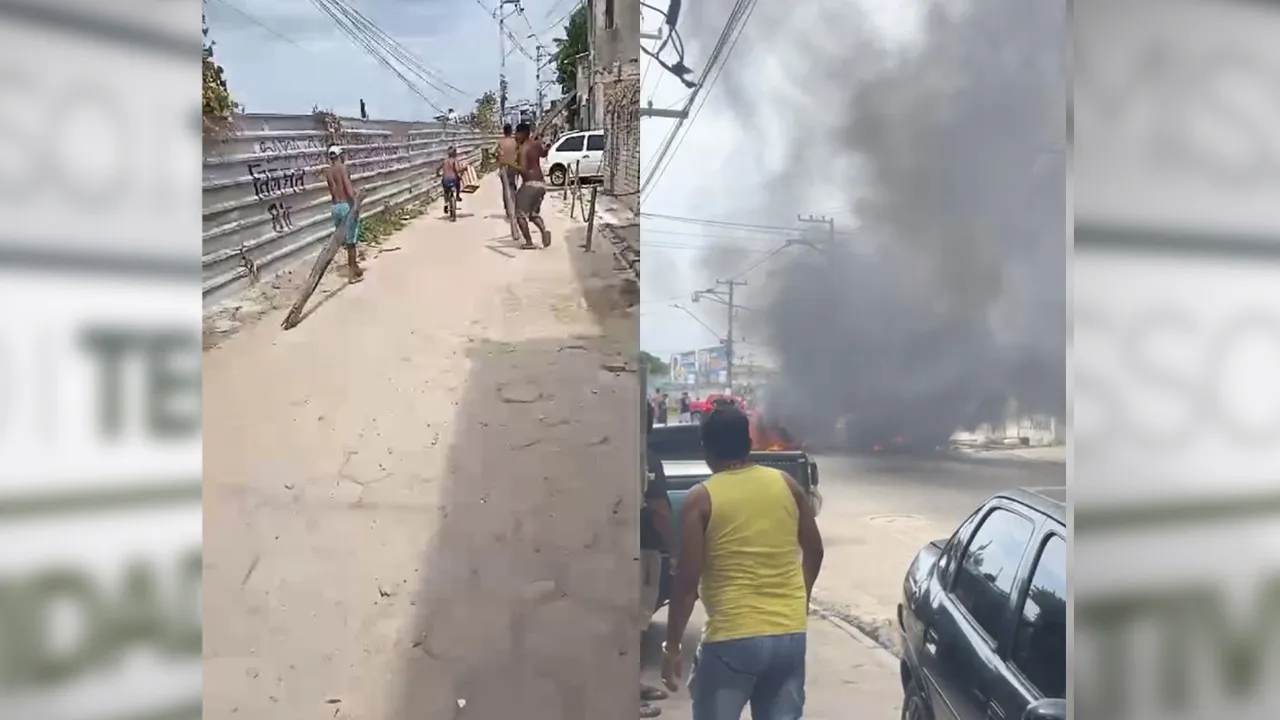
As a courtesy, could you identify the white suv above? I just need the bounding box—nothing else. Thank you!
[541,130,605,186]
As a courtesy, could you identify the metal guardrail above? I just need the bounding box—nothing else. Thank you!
[201,113,497,308]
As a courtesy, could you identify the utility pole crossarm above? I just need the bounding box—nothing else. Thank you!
[797,213,836,245]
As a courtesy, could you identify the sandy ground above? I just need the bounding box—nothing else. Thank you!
[641,603,903,718]
[202,180,640,719]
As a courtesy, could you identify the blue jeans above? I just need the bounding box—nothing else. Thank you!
[690,632,806,720]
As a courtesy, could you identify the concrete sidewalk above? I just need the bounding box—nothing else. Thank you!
[641,604,903,718]
[203,178,639,720]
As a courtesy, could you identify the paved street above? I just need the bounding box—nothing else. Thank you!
[202,180,640,720]
[642,604,903,719]
[811,451,1065,649]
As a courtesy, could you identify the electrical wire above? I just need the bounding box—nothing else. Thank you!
[643,0,758,202]
[641,0,752,194]
[308,0,449,113]
[329,0,468,97]
[726,241,791,280]
[645,241,784,254]
[642,212,806,234]
[541,0,583,39]
[211,0,304,48]
[474,0,537,63]
[643,228,790,244]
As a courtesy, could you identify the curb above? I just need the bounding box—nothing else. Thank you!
[808,602,901,672]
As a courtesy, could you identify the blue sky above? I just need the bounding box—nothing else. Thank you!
[637,0,922,362]
[204,0,580,121]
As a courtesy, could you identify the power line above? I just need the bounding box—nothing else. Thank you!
[644,241,785,254]
[640,0,748,183]
[540,0,582,39]
[643,228,789,244]
[643,0,758,202]
[641,212,804,234]
[475,0,537,63]
[330,0,468,97]
[211,0,303,48]
[307,0,452,113]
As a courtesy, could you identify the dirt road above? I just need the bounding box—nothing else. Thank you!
[203,180,639,719]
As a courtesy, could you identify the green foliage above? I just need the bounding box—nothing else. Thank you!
[471,91,499,133]
[640,351,670,377]
[202,4,238,134]
[552,5,589,98]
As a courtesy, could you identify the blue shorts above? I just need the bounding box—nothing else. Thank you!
[331,202,360,246]
[689,632,806,720]
[443,177,460,191]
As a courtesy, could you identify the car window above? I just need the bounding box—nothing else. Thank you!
[555,135,584,152]
[951,507,1034,640]
[586,133,606,151]
[937,509,980,585]
[1011,534,1066,698]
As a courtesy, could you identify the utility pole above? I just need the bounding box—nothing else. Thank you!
[692,280,747,390]
[534,43,546,117]
[496,0,521,123]
[797,213,835,245]
[718,279,746,390]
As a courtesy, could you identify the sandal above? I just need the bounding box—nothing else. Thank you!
[640,684,669,701]
[639,703,662,718]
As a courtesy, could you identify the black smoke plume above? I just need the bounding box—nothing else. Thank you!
[680,0,1066,449]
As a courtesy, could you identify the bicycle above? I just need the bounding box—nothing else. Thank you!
[446,184,457,222]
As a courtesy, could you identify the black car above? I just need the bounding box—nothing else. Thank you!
[898,487,1066,720]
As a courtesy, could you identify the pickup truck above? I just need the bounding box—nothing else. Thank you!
[898,488,1066,720]
[647,423,820,610]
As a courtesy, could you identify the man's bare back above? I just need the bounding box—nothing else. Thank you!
[497,136,520,172]
[519,138,546,183]
[325,163,355,204]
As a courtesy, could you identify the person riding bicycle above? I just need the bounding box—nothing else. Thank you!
[441,147,465,209]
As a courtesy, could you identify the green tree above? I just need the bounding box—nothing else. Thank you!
[471,90,499,133]
[202,3,238,133]
[552,4,589,98]
[640,351,670,378]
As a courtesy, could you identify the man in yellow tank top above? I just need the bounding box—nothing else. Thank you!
[661,407,825,720]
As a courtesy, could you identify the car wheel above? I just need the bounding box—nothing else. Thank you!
[901,678,932,720]
[691,412,703,424]
[549,165,566,186]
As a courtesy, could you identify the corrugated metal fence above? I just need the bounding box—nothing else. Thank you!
[202,113,496,308]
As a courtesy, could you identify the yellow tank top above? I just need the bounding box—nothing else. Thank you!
[699,465,808,642]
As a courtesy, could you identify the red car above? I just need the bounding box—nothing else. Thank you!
[687,393,744,422]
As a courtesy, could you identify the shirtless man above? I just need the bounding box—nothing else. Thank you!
[324,146,363,282]
[495,124,520,219]
[440,146,466,211]
[513,122,550,249]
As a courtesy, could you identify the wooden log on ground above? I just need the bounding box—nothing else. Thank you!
[281,196,363,330]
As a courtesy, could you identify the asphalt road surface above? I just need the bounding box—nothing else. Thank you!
[810,450,1065,650]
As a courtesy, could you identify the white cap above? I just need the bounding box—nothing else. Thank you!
[327,145,343,157]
